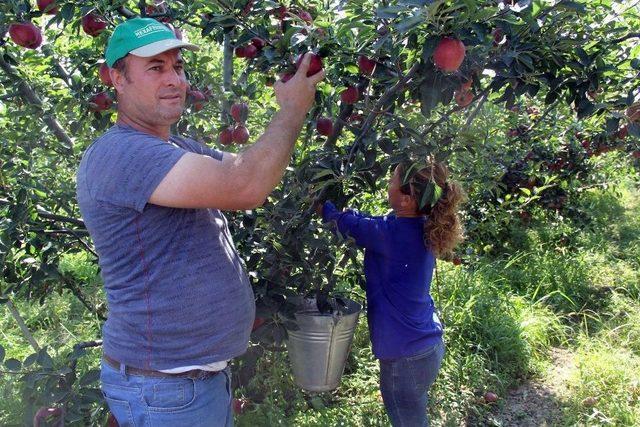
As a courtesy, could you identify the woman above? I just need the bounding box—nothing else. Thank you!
[317,159,466,426]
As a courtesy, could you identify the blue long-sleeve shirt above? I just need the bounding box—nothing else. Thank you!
[322,201,443,360]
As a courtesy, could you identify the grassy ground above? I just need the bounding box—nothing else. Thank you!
[1,154,639,426]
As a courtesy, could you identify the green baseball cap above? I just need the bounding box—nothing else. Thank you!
[105,17,199,67]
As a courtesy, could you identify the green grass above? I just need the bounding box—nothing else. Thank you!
[563,340,640,426]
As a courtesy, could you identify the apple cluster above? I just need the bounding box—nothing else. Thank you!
[219,102,250,145]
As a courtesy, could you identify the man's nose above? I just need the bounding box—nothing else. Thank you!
[165,67,185,86]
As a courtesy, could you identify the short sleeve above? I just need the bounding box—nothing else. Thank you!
[171,135,223,161]
[83,134,186,212]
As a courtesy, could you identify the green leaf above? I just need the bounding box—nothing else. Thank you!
[606,117,620,133]
[0,344,4,364]
[310,169,335,182]
[60,3,75,21]
[421,37,439,63]
[5,358,21,371]
[36,349,53,369]
[419,182,435,210]
[23,352,38,367]
[376,6,408,19]
[394,14,424,34]
[79,369,101,386]
[557,1,586,13]
[310,396,325,410]
[432,184,443,206]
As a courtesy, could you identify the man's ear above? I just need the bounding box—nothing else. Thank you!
[110,67,126,94]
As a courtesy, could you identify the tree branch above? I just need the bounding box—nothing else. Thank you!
[463,90,490,130]
[36,208,85,228]
[610,32,640,45]
[61,277,106,321]
[5,297,41,352]
[0,55,73,151]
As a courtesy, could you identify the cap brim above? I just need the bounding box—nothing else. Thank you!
[129,39,199,58]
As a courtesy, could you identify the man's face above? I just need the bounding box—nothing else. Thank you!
[113,48,188,127]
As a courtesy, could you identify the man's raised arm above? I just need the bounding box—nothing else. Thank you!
[149,53,325,210]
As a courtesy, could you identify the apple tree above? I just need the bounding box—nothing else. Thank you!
[0,0,639,423]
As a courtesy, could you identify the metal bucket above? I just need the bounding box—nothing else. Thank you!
[286,298,362,392]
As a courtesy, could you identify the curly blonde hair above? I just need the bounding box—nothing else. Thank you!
[398,159,467,258]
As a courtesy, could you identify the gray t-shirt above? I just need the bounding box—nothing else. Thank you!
[76,123,255,370]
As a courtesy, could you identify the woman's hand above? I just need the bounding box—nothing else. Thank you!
[315,201,324,217]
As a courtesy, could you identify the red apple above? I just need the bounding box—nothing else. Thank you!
[316,117,334,136]
[99,62,112,86]
[507,128,519,138]
[251,37,266,50]
[357,55,376,76]
[9,22,43,49]
[348,113,364,123]
[252,317,266,331]
[241,0,254,16]
[616,125,628,139]
[232,398,249,415]
[492,28,505,46]
[89,92,113,112]
[452,257,462,266]
[632,151,640,159]
[340,86,359,105]
[274,6,287,20]
[280,72,295,83]
[235,46,248,58]
[145,4,172,22]
[626,103,640,122]
[298,10,313,24]
[454,90,474,107]
[484,391,498,403]
[233,125,250,144]
[189,90,206,111]
[433,37,466,72]
[33,407,63,427]
[82,13,108,37]
[106,413,118,427]
[230,102,249,123]
[581,139,590,149]
[37,0,58,15]
[243,44,258,59]
[219,127,234,146]
[295,53,323,77]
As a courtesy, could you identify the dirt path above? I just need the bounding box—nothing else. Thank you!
[486,348,575,426]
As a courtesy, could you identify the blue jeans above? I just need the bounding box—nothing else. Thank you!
[379,340,445,427]
[100,361,233,427]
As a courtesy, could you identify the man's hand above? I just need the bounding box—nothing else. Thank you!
[274,53,325,116]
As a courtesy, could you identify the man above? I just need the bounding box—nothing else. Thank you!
[76,17,324,426]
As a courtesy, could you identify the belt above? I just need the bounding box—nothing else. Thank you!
[102,354,222,380]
